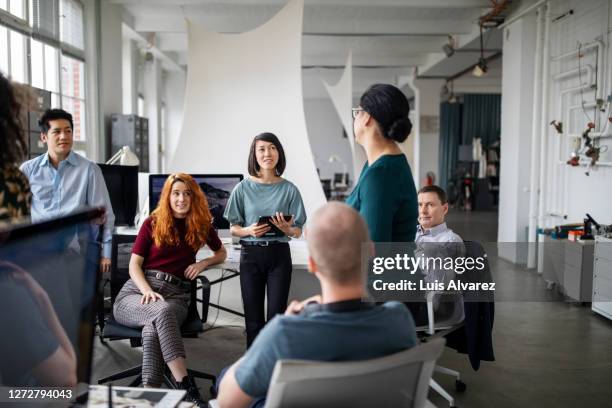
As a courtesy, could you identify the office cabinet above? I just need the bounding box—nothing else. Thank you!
[563,241,594,302]
[110,114,149,172]
[592,236,612,320]
[542,235,565,293]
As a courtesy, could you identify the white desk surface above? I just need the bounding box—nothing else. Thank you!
[198,238,309,271]
[114,226,309,271]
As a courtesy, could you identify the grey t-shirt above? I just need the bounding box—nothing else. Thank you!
[235,301,417,397]
[223,178,306,242]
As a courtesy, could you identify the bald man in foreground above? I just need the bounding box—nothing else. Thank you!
[216,202,417,408]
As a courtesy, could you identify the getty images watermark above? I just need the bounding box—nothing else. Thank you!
[370,250,494,292]
[362,241,612,302]
[362,241,496,303]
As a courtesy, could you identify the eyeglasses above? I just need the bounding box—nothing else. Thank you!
[351,108,365,119]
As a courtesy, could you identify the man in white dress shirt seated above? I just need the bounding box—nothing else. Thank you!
[407,185,465,326]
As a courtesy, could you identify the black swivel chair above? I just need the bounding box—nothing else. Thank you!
[98,233,216,388]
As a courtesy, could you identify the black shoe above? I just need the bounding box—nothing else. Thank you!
[177,375,206,407]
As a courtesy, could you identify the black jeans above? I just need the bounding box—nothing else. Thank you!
[240,243,292,348]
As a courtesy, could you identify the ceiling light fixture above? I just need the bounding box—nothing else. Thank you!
[473,58,488,77]
[472,25,488,77]
[442,35,455,57]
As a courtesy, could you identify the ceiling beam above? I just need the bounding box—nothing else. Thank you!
[132,15,476,35]
[303,54,429,66]
[122,23,185,72]
[111,0,491,7]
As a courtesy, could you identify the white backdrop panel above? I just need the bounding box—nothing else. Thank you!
[170,0,325,218]
[323,52,367,181]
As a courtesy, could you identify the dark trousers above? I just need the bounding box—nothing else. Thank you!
[240,243,292,348]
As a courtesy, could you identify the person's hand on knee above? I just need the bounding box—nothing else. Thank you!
[141,290,165,304]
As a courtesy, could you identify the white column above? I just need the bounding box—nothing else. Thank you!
[122,38,138,115]
[99,1,123,160]
[163,70,186,171]
[143,56,162,173]
[82,0,101,161]
[498,13,537,264]
[410,78,445,188]
[397,75,416,176]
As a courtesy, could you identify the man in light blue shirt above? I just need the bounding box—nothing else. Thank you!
[415,185,465,285]
[409,185,465,325]
[20,109,115,273]
[216,202,417,407]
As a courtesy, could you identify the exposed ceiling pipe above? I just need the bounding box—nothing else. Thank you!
[499,0,546,29]
[527,5,544,270]
[479,0,511,27]
[537,2,551,235]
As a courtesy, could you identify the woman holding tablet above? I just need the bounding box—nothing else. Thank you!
[224,132,306,348]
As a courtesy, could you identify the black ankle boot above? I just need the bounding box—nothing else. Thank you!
[177,375,205,407]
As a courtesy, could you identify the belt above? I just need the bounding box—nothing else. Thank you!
[240,240,286,247]
[145,270,191,290]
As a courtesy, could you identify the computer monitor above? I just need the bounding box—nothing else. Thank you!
[98,164,139,226]
[0,208,103,391]
[149,174,244,230]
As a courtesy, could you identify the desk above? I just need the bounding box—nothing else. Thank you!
[114,227,318,321]
[116,226,310,270]
[196,239,311,318]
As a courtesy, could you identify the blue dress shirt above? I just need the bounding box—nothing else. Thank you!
[20,151,115,258]
[415,222,465,286]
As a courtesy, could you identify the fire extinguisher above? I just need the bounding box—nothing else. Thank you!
[424,171,436,186]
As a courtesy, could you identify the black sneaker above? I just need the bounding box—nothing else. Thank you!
[177,375,206,407]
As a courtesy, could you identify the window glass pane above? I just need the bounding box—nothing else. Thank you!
[0,26,8,76]
[60,0,84,50]
[30,39,44,89]
[9,0,25,19]
[62,96,85,141]
[31,0,60,40]
[44,44,59,93]
[61,54,84,98]
[0,0,7,11]
[51,92,60,108]
[9,30,26,83]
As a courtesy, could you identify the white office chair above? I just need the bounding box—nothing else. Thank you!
[209,338,445,408]
[416,291,466,408]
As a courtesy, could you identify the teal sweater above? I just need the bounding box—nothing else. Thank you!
[346,154,418,242]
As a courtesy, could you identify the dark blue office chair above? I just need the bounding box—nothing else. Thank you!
[97,233,215,388]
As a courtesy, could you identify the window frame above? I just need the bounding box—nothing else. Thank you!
[0,0,87,152]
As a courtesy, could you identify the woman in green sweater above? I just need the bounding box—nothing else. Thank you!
[346,83,418,242]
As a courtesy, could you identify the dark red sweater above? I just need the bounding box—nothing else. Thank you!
[132,217,222,278]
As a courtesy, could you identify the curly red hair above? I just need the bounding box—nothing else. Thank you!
[151,173,212,252]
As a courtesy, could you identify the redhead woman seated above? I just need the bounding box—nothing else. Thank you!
[113,173,226,406]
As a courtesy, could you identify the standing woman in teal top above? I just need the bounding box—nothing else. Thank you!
[346,84,418,242]
[224,133,306,348]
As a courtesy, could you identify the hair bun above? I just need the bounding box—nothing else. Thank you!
[387,117,412,143]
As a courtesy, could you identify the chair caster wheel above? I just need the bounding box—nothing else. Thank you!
[455,379,467,392]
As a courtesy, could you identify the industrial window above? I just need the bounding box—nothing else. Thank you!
[0,0,87,146]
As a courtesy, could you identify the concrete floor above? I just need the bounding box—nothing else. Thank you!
[91,210,612,407]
